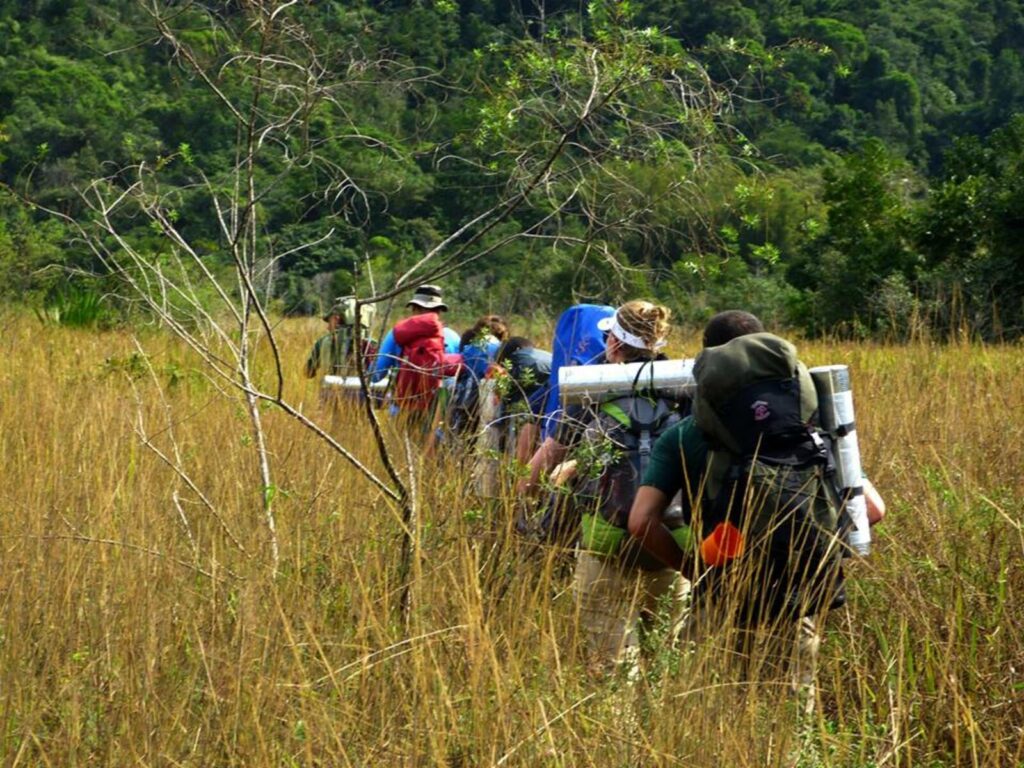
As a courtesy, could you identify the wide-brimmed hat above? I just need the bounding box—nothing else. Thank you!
[407,284,449,312]
[323,298,347,321]
[324,296,373,327]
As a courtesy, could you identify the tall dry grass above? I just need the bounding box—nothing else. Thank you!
[0,315,1021,766]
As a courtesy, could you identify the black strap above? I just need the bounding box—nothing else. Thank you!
[834,420,856,437]
[638,428,652,478]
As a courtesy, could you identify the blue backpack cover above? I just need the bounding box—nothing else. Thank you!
[540,303,614,440]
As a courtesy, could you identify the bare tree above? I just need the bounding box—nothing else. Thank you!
[55,0,736,622]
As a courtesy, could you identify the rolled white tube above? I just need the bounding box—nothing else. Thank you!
[810,365,871,556]
[473,379,502,496]
[322,375,390,393]
[559,359,695,405]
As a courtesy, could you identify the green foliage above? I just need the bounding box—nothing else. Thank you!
[1,0,1024,339]
[917,116,1024,338]
[788,140,923,335]
[36,283,110,328]
[0,188,67,300]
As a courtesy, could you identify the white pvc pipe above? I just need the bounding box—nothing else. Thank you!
[810,365,871,556]
[558,359,696,405]
[322,375,390,393]
[473,379,502,496]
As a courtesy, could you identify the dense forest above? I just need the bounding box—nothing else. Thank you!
[1,0,1023,338]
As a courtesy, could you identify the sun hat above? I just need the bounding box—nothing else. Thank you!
[407,284,449,312]
[324,296,373,327]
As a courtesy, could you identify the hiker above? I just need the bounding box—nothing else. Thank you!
[461,315,509,371]
[370,285,461,422]
[493,336,553,464]
[627,310,886,712]
[449,315,509,439]
[468,335,553,498]
[304,296,377,380]
[527,300,693,673]
[515,303,615,502]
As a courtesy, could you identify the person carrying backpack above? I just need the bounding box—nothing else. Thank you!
[533,300,692,674]
[449,315,509,440]
[515,303,614,504]
[370,285,461,423]
[304,296,378,380]
[493,336,553,464]
[628,311,886,711]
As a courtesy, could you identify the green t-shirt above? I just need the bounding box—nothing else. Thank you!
[641,415,710,523]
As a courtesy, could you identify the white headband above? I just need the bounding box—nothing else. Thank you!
[601,312,667,351]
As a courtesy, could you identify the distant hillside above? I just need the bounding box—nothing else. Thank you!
[1,1,1022,337]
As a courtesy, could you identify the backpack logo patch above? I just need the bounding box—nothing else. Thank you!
[751,400,771,422]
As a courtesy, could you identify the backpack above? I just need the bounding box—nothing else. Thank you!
[449,336,501,438]
[692,333,845,621]
[392,314,447,411]
[574,394,690,569]
[506,346,553,415]
[541,304,614,440]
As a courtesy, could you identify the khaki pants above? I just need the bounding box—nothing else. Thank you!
[574,551,686,674]
[677,606,823,715]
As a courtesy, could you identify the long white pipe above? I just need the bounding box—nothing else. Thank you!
[473,379,502,496]
[322,375,390,393]
[810,365,871,556]
[558,359,696,405]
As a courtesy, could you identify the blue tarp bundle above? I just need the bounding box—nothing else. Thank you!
[540,303,615,439]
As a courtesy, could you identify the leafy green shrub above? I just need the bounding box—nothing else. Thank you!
[35,284,110,328]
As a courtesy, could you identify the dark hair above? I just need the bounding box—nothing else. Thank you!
[496,336,533,364]
[460,314,509,349]
[702,310,764,348]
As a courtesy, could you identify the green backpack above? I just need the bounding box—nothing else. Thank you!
[692,333,845,621]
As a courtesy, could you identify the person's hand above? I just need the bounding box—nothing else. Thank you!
[549,459,577,487]
[864,477,886,525]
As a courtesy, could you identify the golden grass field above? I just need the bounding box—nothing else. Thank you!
[1,314,1022,766]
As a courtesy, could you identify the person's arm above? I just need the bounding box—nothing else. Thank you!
[304,337,322,379]
[516,436,569,499]
[864,476,886,525]
[371,330,401,383]
[628,486,689,571]
[514,421,541,466]
[443,327,462,354]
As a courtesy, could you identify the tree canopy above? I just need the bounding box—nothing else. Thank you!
[1,0,1023,338]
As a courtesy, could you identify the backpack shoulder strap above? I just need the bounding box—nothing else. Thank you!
[598,399,633,429]
[600,395,679,477]
[703,448,737,508]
